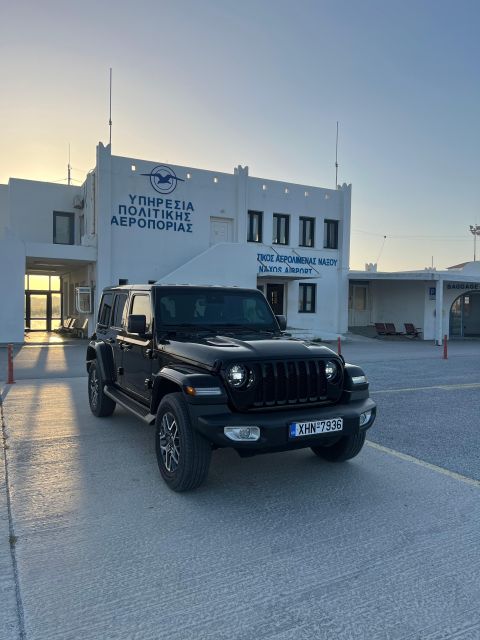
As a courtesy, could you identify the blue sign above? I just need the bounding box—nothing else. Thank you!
[257,251,337,275]
[112,194,194,234]
[141,165,184,195]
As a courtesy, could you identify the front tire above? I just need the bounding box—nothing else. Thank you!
[155,393,212,492]
[88,361,116,417]
[311,430,366,462]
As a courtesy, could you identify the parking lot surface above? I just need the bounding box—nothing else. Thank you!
[1,338,480,639]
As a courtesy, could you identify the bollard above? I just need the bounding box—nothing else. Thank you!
[7,343,15,384]
[337,336,342,356]
[443,334,448,360]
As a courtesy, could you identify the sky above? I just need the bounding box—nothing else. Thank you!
[1,0,479,271]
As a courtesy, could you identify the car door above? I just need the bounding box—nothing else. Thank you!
[120,292,153,403]
[109,291,129,382]
[96,290,117,350]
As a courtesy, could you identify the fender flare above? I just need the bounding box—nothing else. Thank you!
[150,366,223,414]
[91,342,116,384]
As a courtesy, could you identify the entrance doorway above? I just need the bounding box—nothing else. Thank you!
[25,274,62,331]
[450,292,480,337]
[348,283,371,326]
[266,284,285,315]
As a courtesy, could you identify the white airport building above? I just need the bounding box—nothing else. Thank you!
[0,143,351,344]
[1,142,479,345]
[349,262,480,343]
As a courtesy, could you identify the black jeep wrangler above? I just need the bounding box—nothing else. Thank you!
[87,285,376,491]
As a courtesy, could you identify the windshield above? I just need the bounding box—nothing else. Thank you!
[155,288,278,332]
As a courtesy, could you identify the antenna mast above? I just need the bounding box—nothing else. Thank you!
[68,144,71,186]
[109,68,113,147]
[335,121,339,188]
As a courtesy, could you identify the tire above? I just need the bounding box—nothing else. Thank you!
[155,393,212,492]
[311,430,366,462]
[88,361,116,417]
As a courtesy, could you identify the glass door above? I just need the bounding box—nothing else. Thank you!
[26,293,48,331]
[25,274,63,332]
[25,292,62,331]
[51,292,62,330]
[449,297,463,337]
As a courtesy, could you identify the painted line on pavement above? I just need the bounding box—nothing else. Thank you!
[367,441,480,489]
[372,382,480,394]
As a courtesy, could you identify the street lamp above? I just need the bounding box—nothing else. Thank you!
[469,225,480,261]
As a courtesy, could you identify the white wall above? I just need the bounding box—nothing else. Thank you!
[423,284,438,340]
[247,176,344,248]
[245,178,348,336]
[0,231,25,343]
[0,185,9,236]
[7,179,82,244]
[370,280,426,332]
[109,154,237,285]
[158,243,258,288]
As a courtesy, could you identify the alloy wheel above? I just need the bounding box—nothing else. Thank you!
[89,367,99,409]
[159,412,180,472]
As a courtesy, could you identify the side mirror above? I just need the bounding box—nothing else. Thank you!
[127,314,147,335]
[275,315,287,331]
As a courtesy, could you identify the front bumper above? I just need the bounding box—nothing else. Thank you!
[188,398,376,453]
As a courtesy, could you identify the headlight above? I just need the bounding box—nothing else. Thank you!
[325,360,339,381]
[359,410,372,427]
[226,364,248,388]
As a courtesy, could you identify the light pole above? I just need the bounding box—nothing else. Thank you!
[469,225,480,261]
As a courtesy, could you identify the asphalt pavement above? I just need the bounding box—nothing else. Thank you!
[1,337,480,639]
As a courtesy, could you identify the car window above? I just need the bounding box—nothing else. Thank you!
[111,293,128,328]
[156,289,277,329]
[98,293,113,327]
[130,294,152,331]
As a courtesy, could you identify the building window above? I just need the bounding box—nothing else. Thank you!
[248,210,263,243]
[53,211,74,245]
[25,275,61,291]
[273,214,289,245]
[299,217,315,247]
[299,284,316,313]
[324,219,339,249]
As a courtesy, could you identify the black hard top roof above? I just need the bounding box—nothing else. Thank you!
[102,284,249,293]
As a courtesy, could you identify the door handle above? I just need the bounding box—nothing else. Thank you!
[121,343,132,351]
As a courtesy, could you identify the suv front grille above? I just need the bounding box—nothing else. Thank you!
[252,359,328,408]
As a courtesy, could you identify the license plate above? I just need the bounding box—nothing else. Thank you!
[289,418,343,438]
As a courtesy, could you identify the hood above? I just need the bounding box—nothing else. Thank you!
[161,333,338,370]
